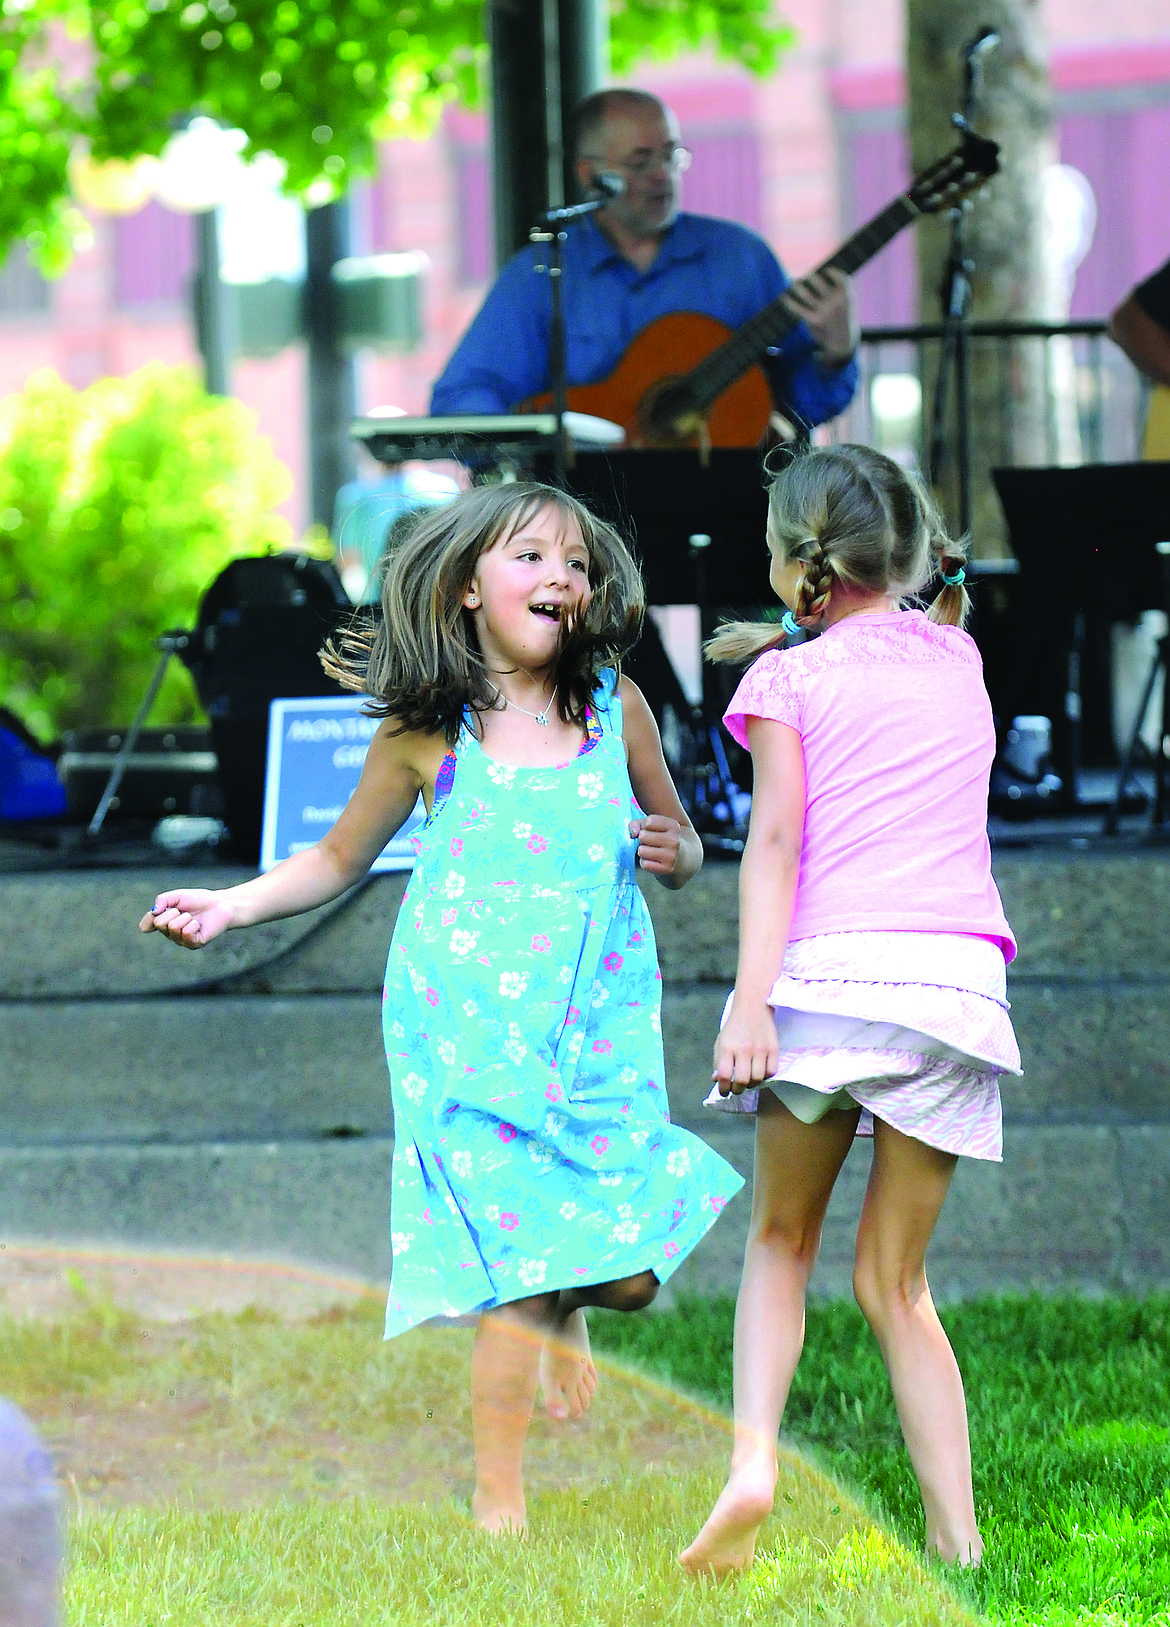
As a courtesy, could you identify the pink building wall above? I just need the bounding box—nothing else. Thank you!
[1,0,1168,534]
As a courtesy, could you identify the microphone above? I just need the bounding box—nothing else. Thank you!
[590,171,625,200]
[964,26,1000,58]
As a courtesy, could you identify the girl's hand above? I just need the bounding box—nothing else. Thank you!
[713,999,780,1096]
[629,814,682,875]
[619,679,702,889]
[139,890,234,949]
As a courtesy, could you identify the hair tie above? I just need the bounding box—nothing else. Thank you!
[781,610,801,636]
[941,565,966,587]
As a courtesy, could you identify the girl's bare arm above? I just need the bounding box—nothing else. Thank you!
[140,719,433,948]
[619,676,703,890]
[714,717,805,1093]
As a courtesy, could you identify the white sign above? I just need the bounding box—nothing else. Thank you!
[260,695,424,872]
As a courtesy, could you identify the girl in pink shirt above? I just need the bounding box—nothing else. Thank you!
[681,444,1019,1577]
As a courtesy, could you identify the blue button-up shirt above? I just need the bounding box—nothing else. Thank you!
[431,212,858,431]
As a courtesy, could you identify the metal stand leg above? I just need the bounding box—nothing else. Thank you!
[1104,541,1170,837]
[688,530,749,849]
[1151,628,1170,830]
[1102,643,1163,836]
[1060,611,1085,813]
[86,632,190,837]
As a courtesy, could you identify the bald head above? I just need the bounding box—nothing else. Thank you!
[573,88,686,238]
[573,89,672,161]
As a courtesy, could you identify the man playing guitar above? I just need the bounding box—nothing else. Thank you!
[430,88,860,440]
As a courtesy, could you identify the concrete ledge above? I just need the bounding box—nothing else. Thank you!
[6,848,1169,1001]
[4,1122,1169,1306]
[644,1121,1170,1304]
[0,870,405,999]
[3,847,1168,1301]
[0,1138,396,1284]
[1003,982,1170,1116]
[1,994,388,1144]
[5,978,1166,1149]
[662,984,1170,1125]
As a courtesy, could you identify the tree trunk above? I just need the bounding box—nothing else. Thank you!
[908,0,1054,555]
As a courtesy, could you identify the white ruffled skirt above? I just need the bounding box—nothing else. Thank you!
[703,930,1021,1162]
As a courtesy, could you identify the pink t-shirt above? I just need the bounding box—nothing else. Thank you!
[723,609,1016,963]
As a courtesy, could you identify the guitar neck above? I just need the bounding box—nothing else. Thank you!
[688,194,921,412]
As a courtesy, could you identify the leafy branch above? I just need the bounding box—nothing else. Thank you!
[1,0,791,272]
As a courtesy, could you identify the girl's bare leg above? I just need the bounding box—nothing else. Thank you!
[538,1271,658,1420]
[852,1118,981,1566]
[680,1099,860,1576]
[471,1272,658,1531]
[470,1292,556,1533]
[537,1303,597,1421]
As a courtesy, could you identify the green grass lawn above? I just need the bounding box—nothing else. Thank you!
[589,1293,1170,1626]
[5,1287,978,1627]
[8,1287,1170,1623]
[66,1480,980,1627]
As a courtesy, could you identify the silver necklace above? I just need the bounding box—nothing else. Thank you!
[491,683,556,726]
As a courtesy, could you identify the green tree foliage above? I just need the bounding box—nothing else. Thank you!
[0,1,90,273]
[2,0,791,271]
[0,364,293,739]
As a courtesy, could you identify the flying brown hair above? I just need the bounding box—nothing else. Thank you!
[321,483,645,742]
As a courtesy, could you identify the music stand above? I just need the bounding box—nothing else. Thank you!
[542,446,773,848]
[992,462,1170,826]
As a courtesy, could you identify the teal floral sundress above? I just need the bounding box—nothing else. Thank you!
[382,669,743,1338]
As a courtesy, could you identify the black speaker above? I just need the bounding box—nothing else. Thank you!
[183,553,353,861]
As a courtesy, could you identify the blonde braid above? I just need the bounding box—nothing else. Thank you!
[794,535,836,625]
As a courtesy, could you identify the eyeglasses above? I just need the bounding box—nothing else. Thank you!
[581,145,692,177]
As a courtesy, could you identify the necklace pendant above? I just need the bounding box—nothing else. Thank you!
[535,713,549,726]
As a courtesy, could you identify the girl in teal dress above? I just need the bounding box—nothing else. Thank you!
[141,482,742,1535]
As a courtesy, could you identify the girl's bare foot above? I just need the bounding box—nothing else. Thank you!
[678,1459,778,1577]
[471,1488,527,1535]
[929,1532,984,1567]
[538,1307,598,1420]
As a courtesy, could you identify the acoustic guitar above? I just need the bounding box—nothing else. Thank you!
[522,130,1000,449]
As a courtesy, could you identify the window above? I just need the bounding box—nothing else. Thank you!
[840,119,915,327]
[839,98,1170,325]
[680,125,762,232]
[1059,103,1170,317]
[451,138,492,286]
[113,201,196,308]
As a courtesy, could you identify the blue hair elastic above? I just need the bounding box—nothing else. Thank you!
[781,610,801,636]
[941,565,966,587]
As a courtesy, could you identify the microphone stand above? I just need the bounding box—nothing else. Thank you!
[927,31,997,537]
[531,193,611,488]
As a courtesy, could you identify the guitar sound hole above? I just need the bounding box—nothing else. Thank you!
[639,378,704,444]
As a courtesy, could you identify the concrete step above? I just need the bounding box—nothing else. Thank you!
[1,994,388,1144]
[662,984,1170,1125]
[3,847,1168,1301]
[3,1121,1168,1304]
[0,1138,397,1284]
[3,978,1168,1149]
[682,1119,1170,1302]
[0,869,398,1001]
[4,850,1170,1001]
